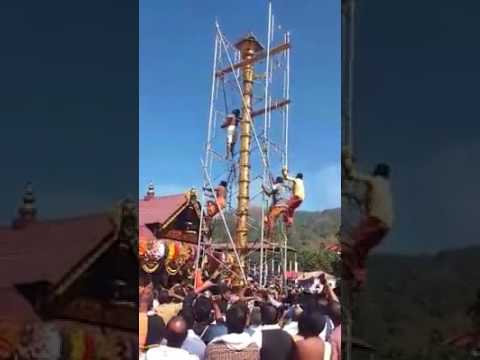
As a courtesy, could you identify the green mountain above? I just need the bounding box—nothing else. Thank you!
[288,208,340,250]
[352,246,480,359]
[211,207,340,251]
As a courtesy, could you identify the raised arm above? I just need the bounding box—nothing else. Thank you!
[342,149,373,185]
[323,282,339,304]
[194,279,215,295]
[168,285,185,302]
[282,167,295,182]
[262,183,273,196]
[212,296,224,321]
[348,168,374,185]
[220,118,229,129]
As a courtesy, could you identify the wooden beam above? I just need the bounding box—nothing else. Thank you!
[216,42,290,78]
[251,99,290,118]
[160,228,198,244]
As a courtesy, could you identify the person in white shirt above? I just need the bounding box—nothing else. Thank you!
[220,109,241,160]
[146,316,199,360]
[246,307,262,336]
[343,147,394,288]
[182,329,206,360]
[251,303,295,360]
[181,310,207,360]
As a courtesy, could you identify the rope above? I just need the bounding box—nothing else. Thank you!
[194,193,206,288]
[221,76,229,116]
[226,163,236,209]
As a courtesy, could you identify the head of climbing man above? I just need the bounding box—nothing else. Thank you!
[373,163,390,178]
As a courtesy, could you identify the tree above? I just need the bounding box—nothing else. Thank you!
[298,248,339,274]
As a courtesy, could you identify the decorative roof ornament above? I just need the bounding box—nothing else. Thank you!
[20,181,36,217]
[145,182,155,200]
[234,32,264,53]
[12,181,37,228]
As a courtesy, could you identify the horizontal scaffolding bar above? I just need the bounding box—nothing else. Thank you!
[215,42,291,78]
[212,242,298,253]
[251,99,290,118]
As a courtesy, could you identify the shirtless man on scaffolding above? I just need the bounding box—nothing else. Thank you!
[201,180,228,249]
[205,180,228,218]
[220,109,241,160]
[342,148,393,288]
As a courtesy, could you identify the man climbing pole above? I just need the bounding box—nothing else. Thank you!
[205,180,228,218]
[282,167,305,227]
[342,147,394,288]
[262,176,290,240]
[220,109,241,160]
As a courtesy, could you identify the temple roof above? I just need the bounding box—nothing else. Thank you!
[0,214,116,323]
[0,214,114,288]
[139,192,195,227]
[0,288,39,322]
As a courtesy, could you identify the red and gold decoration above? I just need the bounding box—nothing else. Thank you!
[164,241,196,276]
[139,226,165,273]
[0,321,136,360]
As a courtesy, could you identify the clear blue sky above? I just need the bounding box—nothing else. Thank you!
[140,0,340,211]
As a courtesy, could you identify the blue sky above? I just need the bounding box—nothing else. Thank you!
[140,1,340,211]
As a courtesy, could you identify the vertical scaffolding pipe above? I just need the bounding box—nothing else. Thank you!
[271,255,275,276]
[260,0,273,288]
[284,31,291,170]
[196,29,220,286]
[281,43,287,167]
[283,227,288,290]
[206,31,219,172]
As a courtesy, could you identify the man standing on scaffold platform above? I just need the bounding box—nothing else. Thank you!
[220,109,241,160]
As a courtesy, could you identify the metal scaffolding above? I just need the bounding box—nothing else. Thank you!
[197,2,294,288]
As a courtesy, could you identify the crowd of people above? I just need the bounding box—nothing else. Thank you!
[139,271,341,360]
